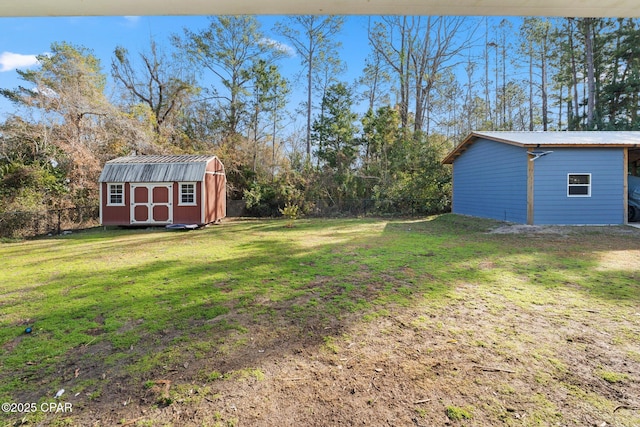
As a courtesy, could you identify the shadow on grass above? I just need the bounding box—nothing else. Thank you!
[1,214,639,423]
[407,214,640,304]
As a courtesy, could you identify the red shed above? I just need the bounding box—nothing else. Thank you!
[98,155,226,226]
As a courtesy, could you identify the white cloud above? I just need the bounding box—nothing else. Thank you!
[123,16,141,26]
[0,51,39,72]
[259,38,296,57]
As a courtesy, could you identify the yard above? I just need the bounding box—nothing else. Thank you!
[1,215,640,426]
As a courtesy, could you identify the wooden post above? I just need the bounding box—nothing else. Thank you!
[624,148,629,224]
[527,148,535,225]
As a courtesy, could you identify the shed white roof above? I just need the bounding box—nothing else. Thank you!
[443,131,640,164]
[98,155,219,183]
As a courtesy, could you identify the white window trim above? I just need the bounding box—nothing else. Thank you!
[178,182,197,206]
[107,183,125,206]
[567,173,591,197]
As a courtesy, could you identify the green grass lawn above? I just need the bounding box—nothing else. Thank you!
[1,215,639,426]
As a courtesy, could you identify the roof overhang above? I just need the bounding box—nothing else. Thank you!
[442,131,640,164]
[98,155,219,183]
[1,0,639,18]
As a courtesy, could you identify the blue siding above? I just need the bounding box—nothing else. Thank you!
[452,139,527,223]
[533,148,624,224]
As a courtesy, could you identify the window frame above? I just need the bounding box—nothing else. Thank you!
[107,183,125,206]
[179,182,197,206]
[567,173,591,197]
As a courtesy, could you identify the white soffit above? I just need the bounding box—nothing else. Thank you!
[0,0,638,18]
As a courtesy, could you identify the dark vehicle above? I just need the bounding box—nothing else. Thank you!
[629,175,640,222]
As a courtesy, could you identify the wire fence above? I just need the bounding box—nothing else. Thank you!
[308,198,383,217]
[239,197,451,219]
[308,197,450,217]
[0,206,100,239]
[0,197,450,239]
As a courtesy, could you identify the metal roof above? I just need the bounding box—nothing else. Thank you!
[442,131,640,164]
[98,155,219,183]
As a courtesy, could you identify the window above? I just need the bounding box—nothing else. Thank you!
[108,183,124,205]
[568,174,591,197]
[179,183,196,205]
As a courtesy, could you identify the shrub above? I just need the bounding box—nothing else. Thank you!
[279,202,300,227]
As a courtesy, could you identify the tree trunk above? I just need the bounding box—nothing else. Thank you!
[399,16,410,131]
[568,19,581,128]
[583,18,596,129]
[528,43,534,131]
[306,37,313,160]
[541,35,548,131]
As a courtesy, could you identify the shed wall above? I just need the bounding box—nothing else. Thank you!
[101,181,206,225]
[101,182,130,225]
[452,138,527,223]
[532,148,624,224]
[173,182,203,224]
[204,157,226,223]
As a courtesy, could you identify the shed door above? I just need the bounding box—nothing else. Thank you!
[130,184,173,224]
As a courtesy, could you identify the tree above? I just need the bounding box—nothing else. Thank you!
[600,19,640,129]
[1,42,108,145]
[0,42,113,203]
[174,15,283,137]
[369,16,474,135]
[313,83,359,171]
[0,116,49,165]
[311,82,359,206]
[0,41,160,212]
[368,16,411,131]
[581,18,598,129]
[111,39,198,142]
[359,29,392,112]
[556,18,616,130]
[247,59,290,177]
[411,16,474,134]
[565,18,583,128]
[274,15,345,160]
[365,127,451,215]
[520,17,553,130]
[361,105,401,190]
[459,56,491,134]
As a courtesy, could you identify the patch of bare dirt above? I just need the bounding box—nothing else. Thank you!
[489,224,571,235]
[489,223,638,236]
[35,280,639,427]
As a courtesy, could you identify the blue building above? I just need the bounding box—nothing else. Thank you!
[442,131,640,225]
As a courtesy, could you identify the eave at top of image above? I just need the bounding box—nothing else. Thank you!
[1,0,639,18]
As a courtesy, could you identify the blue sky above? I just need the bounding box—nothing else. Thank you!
[0,15,372,119]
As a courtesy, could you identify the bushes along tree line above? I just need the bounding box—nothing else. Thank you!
[2,16,640,228]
